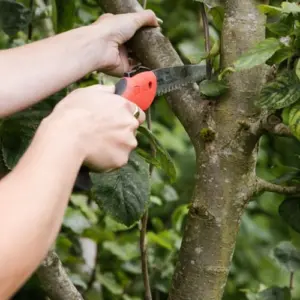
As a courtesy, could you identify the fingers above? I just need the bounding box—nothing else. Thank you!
[129,103,146,125]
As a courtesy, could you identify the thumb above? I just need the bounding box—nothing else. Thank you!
[88,84,116,94]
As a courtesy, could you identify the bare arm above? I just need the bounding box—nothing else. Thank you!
[0,10,158,117]
[0,86,145,300]
[0,26,101,116]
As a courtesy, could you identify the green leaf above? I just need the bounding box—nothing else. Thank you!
[103,241,140,261]
[273,241,300,272]
[137,126,177,183]
[282,2,300,14]
[0,109,48,169]
[234,38,281,71]
[279,197,300,233]
[172,204,189,232]
[288,102,300,140]
[70,195,98,224]
[0,0,31,35]
[63,207,91,234]
[258,5,282,16]
[55,0,76,33]
[266,14,294,36]
[199,79,228,97]
[91,151,150,226]
[147,231,173,250]
[104,215,133,232]
[256,287,291,300]
[209,6,224,31]
[97,272,123,295]
[296,59,300,80]
[256,70,300,109]
[268,47,293,65]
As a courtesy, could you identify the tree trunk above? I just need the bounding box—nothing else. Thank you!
[101,0,268,299]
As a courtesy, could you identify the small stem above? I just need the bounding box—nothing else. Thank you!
[28,0,34,41]
[139,109,155,300]
[199,2,212,79]
[290,271,294,290]
[143,0,147,9]
[140,211,151,300]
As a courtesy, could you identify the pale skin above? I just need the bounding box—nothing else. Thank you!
[0,10,158,299]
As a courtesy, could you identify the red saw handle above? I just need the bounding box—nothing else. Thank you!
[114,71,157,111]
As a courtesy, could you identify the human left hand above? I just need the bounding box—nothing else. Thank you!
[93,10,159,76]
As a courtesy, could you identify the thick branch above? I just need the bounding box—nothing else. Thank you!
[239,114,292,138]
[36,250,84,300]
[99,0,208,142]
[256,178,300,195]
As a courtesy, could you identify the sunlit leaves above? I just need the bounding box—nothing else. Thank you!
[273,241,300,272]
[91,151,150,226]
[0,0,31,35]
[234,38,281,71]
[63,207,91,234]
[259,2,300,16]
[256,70,300,110]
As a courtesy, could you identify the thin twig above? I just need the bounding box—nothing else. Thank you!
[199,2,212,79]
[28,0,34,41]
[256,178,300,195]
[139,109,154,300]
[143,0,147,9]
[290,271,294,290]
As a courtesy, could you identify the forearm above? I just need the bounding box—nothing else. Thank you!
[0,25,102,117]
[0,117,84,299]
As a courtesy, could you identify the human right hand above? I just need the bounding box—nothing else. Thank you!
[45,85,145,171]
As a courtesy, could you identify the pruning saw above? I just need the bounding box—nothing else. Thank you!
[74,64,207,192]
[113,64,207,110]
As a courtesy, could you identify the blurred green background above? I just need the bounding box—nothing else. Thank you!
[1,0,300,299]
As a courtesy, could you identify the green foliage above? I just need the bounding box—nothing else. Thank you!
[234,38,281,71]
[257,287,291,300]
[273,241,300,272]
[199,78,228,97]
[0,109,48,169]
[256,71,300,110]
[91,151,150,227]
[0,0,31,36]
[53,0,76,33]
[137,126,177,183]
[279,197,300,234]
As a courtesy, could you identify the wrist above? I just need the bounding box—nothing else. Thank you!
[37,111,86,165]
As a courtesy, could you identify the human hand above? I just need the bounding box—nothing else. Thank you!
[47,85,145,171]
[93,10,159,76]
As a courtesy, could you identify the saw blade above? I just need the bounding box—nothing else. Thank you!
[153,64,207,96]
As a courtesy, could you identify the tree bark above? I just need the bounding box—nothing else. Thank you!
[36,250,84,300]
[100,1,267,299]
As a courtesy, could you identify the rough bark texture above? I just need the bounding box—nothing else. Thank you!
[36,250,84,300]
[101,1,267,299]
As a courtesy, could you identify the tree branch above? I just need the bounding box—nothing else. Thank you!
[36,250,84,300]
[238,114,293,138]
[256,178,300,195]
